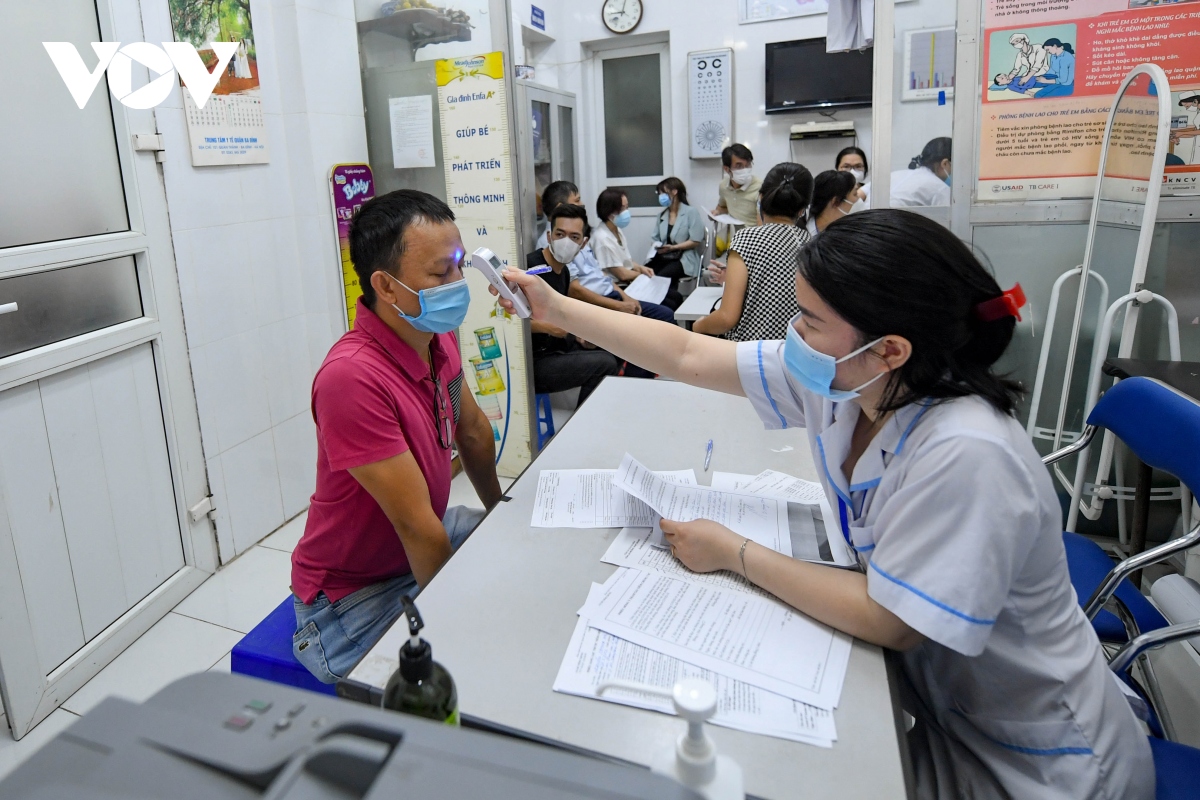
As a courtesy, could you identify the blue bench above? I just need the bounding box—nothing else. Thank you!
[231,596,336,696]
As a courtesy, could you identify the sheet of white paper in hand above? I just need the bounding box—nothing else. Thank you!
[623,274,671,305]
[603,527,767,594]
[553,588,836,746]
[581,567,852,709]
[531,469,696,528]
[709,472,758,492]
[614,454,791,556]
[728,469,856,568]
[707,211,744,227]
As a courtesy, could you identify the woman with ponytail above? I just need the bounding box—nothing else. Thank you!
[890,137,952,207]
[1031,38,1076,98]
[693,162,814,340]
[491,209,1154,800]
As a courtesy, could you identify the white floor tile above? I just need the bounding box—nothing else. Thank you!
[260,511,308,553]
[0,708,79,783]
[173,546,294,634]
[208,652,233,673]
[62,613,242,716]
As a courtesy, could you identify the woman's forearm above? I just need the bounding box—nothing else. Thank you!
[545,294,744,394]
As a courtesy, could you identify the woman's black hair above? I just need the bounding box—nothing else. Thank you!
[909,137,953,170]
[835,146,869,178]
[809,170,858,221]
[759,162,814,222]
[1042,37,1074,54]
[656,176,690,206]
[596,187,627,222]
[798,209,1023,415]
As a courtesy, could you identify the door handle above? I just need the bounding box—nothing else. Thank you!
[0,302,16,316]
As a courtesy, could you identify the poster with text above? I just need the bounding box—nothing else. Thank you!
[978,0,1200,201]
[739,0,828,24]
[169,0,269,165]
[329,164,375,331]
[437,52,532,477]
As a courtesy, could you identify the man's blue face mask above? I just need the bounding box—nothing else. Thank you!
[385,272,471,334]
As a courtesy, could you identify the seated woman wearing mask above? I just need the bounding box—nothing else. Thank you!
[835,146,871,209]
[492,209,1154,800]
[693,163,813,342]
[807,170,860,238]
[648,177,706,296]
[891,137,952,207]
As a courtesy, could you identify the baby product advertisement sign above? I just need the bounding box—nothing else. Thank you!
[168,0,269,166]
[436,52,533,477]
[978,0,1200,201]
[329,164,375,330]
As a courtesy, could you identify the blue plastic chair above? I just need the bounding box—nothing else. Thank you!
[1150,736,1200,800]
[231,596,337,696]
[1044,377,1200,644]
[535,393,555,451]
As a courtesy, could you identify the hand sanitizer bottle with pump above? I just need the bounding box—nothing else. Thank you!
[381,596,459,725]
[598,678,744,800]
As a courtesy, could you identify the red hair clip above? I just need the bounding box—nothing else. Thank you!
[975,284,1026,323]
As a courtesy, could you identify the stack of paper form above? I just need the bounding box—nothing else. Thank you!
[538,453,855,747]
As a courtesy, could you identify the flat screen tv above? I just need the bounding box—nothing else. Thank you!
[765,38,874,113]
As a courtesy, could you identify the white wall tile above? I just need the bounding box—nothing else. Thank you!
[282,114,320,218]
[261,315,314,425]
[238,119,295,224]
[221,430,286,554]
[274,411,317,518]
[271,216,307,314]
[295,9,364,117]
[307,112,370,174]
[271,5,308,116]
[306,311,338,376]
[203,331,273,452]
[298,0,356,20]
[186,345,221,459]
[246,1,284,117]
[174,545,293,634]
[205,454,236,563]
[294,213,340,316]
[242,218,288,327]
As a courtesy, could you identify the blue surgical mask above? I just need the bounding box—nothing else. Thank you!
[386,273,471,334]
[942,172,952,187]
[658,193,671,207]
[614,210,632,228]
[783,313,886,402]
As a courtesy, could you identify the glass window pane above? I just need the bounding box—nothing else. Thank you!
[603,54,663,178]
[532,100,554,216]
[0,257,143,359]
[621,185,662,208]
[1,0,130,248]
[560,106,575,184]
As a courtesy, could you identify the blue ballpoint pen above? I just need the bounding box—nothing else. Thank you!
[704,439,713,472]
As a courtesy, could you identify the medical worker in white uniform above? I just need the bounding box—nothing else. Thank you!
[495,210,1153,799]
[891,137,953,207]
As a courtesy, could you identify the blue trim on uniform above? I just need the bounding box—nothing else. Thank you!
[757,341,788,429]
[854,543,876,553]
[849,477,881,492]
[837,498,853,547]
[949,711,1094,756]
[869,561,997,626]
[895,404,932,456]
[816,437,852,507]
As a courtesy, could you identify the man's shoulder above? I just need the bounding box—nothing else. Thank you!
[315,331,387,388]
[526,248,549,269]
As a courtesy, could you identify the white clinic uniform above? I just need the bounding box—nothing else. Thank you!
[736,340,1154,800]
[1176,106,1200,165]
[890,166,951,207]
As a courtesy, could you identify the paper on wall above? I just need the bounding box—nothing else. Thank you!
[623,275,671,305]
[389,95,436,169]
[531,469,696,528]
[553,586,837,746]
[580,567,851,709]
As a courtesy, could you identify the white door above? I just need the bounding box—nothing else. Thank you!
[0,0,214,738]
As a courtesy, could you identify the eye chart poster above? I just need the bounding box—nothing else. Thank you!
[978,0,1200,201]
[437,52,533,476]
[169,0,269,165]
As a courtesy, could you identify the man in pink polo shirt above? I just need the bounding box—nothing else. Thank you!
[291,190,502,684]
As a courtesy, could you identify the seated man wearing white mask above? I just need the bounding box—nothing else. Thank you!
[527,203,623,401]
[714,143,762,226]
[291,190,502,684]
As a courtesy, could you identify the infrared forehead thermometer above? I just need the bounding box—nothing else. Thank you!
[470,247,531,318]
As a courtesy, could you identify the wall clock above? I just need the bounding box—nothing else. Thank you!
[602,0,643,34]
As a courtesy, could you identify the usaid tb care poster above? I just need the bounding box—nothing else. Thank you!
[978,0,1200,201]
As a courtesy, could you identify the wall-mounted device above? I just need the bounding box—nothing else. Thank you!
[765,38,873,114]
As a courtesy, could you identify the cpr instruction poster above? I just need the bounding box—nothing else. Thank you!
[168,0,269,165]
[436,52,532,477]
[978,0,1200,201]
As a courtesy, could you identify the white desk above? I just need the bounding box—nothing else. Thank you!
[674,286,724,323]
[345,379,910,800]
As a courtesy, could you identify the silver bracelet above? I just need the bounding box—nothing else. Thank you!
[739,538,751,582]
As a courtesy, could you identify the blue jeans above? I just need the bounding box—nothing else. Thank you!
[292,505,484,683]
